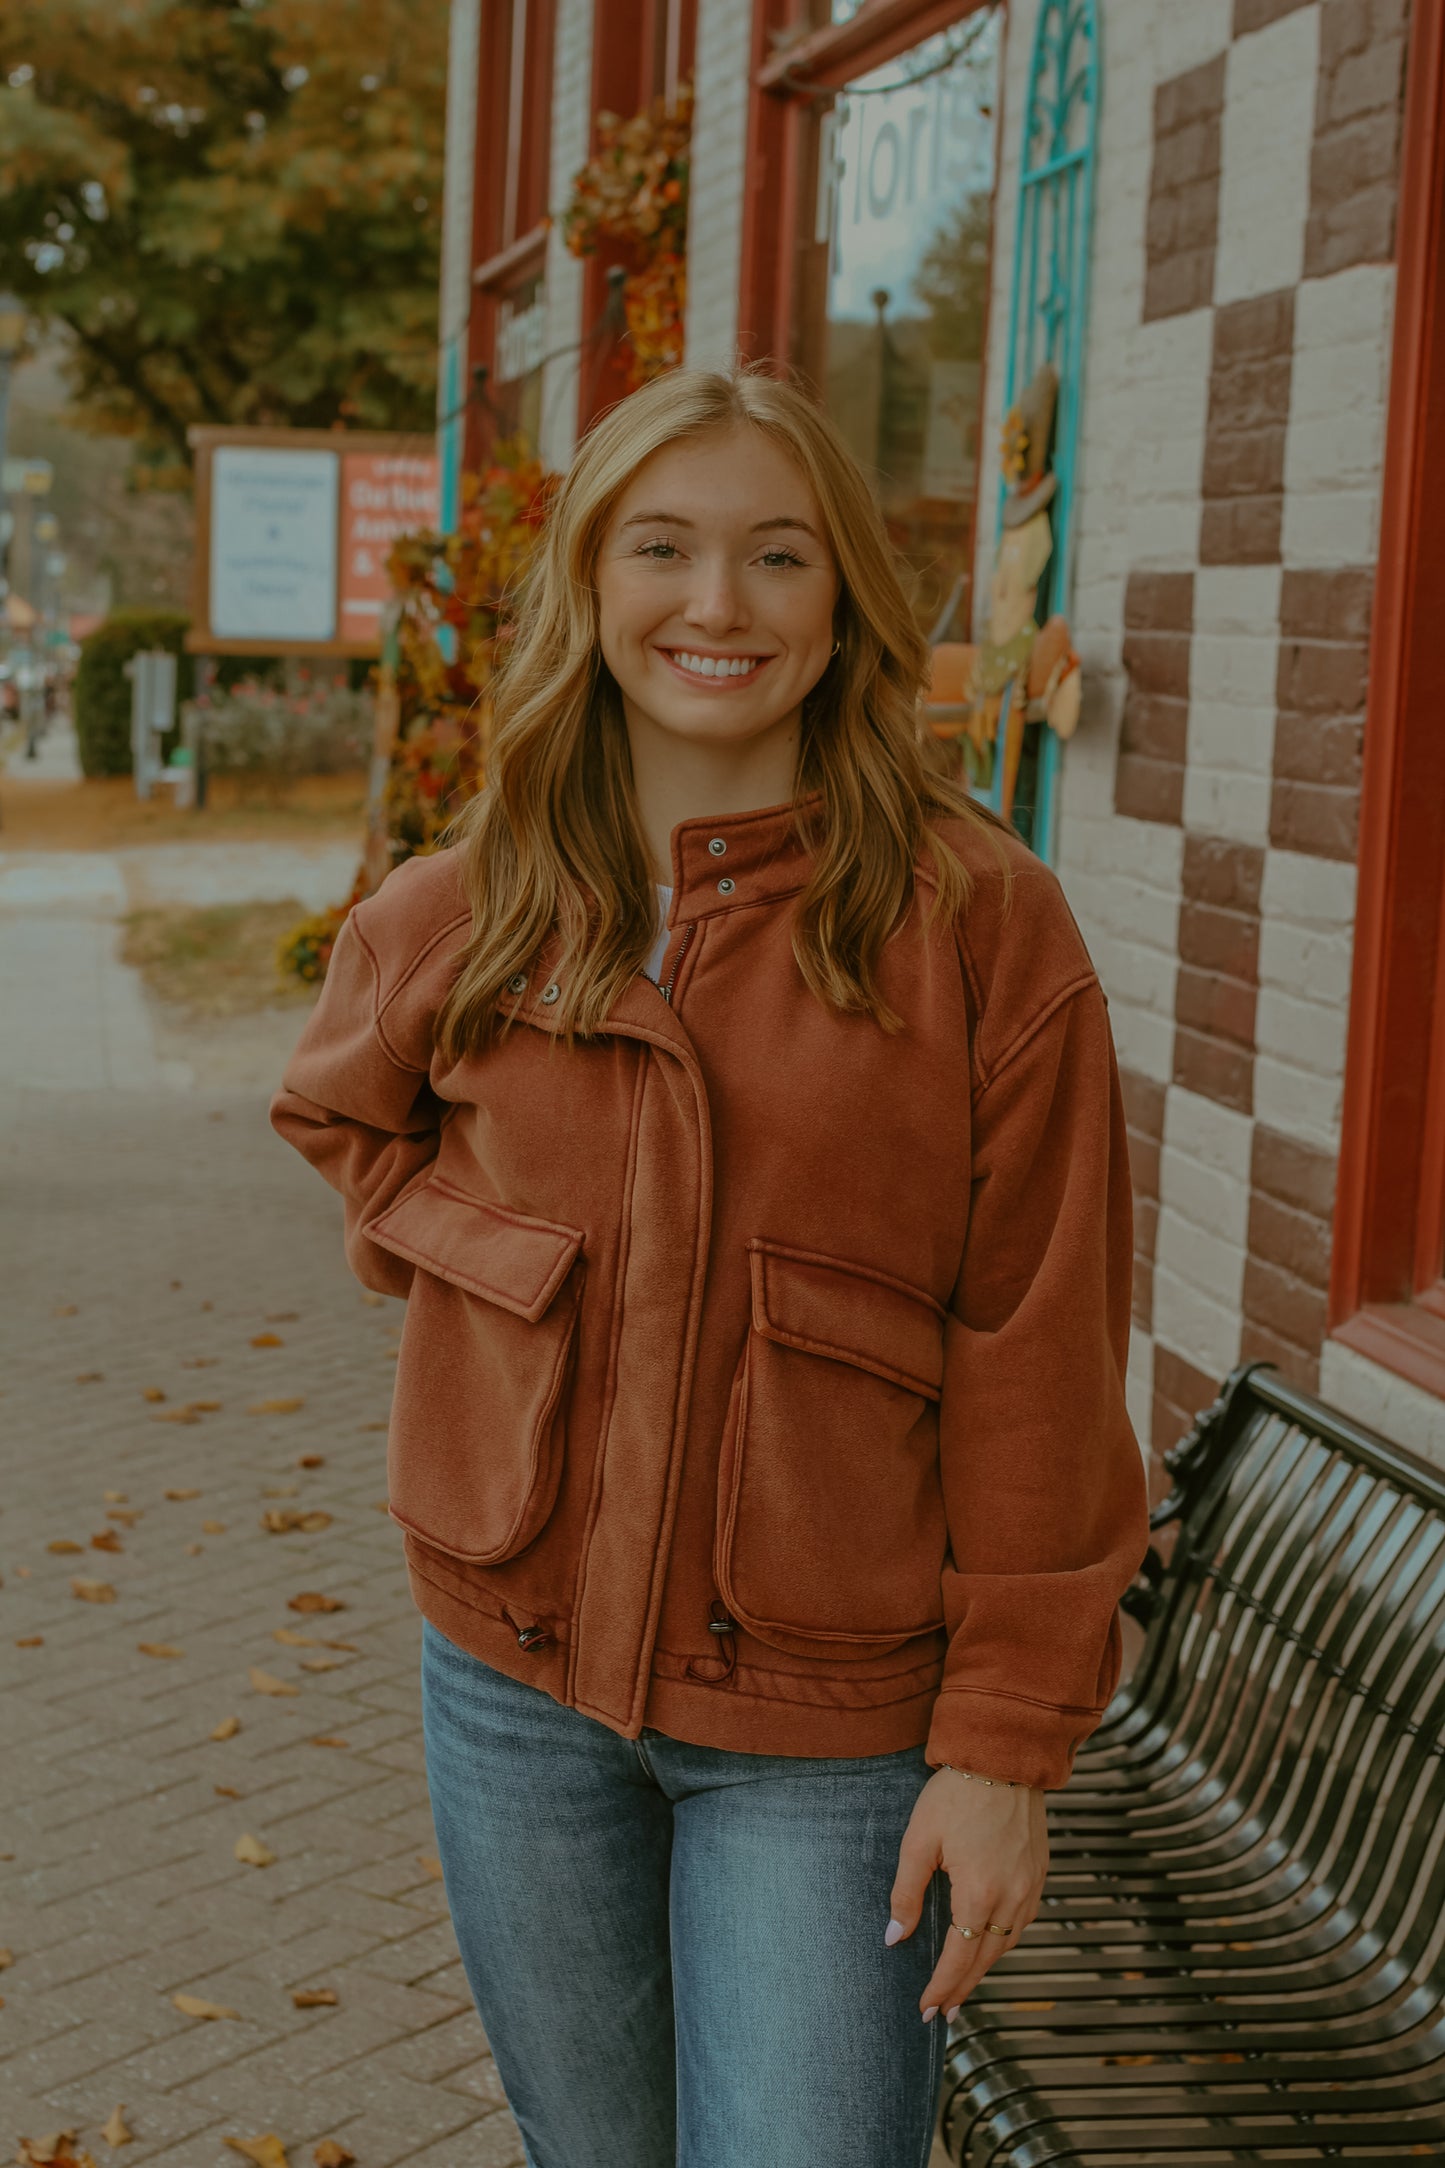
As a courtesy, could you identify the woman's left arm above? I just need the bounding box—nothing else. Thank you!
[888,976,1150,2018]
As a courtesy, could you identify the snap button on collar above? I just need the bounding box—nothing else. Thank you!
[506,972,528,994]
[541,983,561,1004]
[717,876,735,895]
[708,837,727,856]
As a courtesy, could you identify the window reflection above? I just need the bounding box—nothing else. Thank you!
[816,11,1001,637]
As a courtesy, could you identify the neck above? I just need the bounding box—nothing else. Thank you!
[625,703,802,882]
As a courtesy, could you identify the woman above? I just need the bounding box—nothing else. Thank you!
[272,368,1148,2168]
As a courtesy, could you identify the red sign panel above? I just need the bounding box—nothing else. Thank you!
[339,453,440,647]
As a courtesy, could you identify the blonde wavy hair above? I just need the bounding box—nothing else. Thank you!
[435,366,1000,1056]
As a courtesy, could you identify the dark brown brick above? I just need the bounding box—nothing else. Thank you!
[1176,965,1259,1049]
[1152,1344,1219,1457]
[1269,778,1361,860]
[1241,1254,1330,1355]
[1248,1191,1334,1287]
[1200,291,1294,568]
[1115,755,1186,826]
[1120,1066,1166,1335]
[1273,711,1364,791]
[1304,0,1409,276]
[1201,497,1284,565]
[1233,0,1313,28]
[1251,1123,1338,1222]
[1280,565,1373,640]
[1239,1316,1321,1392]
[1176,898,1261,983]
[1182,833,1265,915]
[1144,58,1225,323]
[1125,571,1195,635]
[1173,1026,1255,1113]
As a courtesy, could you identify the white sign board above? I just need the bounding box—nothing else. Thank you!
[209,447,339,642]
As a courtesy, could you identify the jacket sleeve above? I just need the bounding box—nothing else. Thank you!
[270,908,446,1299]
[928,977,1150,1791]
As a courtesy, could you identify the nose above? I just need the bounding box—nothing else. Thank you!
[682,554,749,638]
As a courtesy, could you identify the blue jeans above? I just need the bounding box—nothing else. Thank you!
[421,1621,950,2167]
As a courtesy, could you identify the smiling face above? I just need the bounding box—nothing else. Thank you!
[594,424,841,769]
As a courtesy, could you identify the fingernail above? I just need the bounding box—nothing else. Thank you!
[945,2004,960,2022]
[921,2005,939,2023]
[884,1918,905,1946]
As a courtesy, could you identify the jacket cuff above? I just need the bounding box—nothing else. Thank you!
[924,1684,1107,1792]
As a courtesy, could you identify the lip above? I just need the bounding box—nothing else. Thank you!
[653,644,777,688]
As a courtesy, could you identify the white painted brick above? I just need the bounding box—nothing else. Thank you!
[1151,1258,1244,1380]
[1109,1001,1178,1087]
[538,0,594,471]
[1162,1082,1255,1187]
[1151,0,1232,76]
[1319,1340,1445,1467]
[1126,1331,1155,1452]
[684,0,754,370]
[1182,568,1282,843]
[1214,6,1319,305]
[1283,265,1395,566]
[1261,846,1357,932]
[1253,1049,1347,1154]
[1156,1206,1248,1310]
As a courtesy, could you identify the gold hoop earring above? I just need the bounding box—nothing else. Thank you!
[830,638,841,657]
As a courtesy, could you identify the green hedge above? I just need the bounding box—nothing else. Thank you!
[73,610,195,777]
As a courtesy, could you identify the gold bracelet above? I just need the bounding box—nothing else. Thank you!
[936,1762,1018,1789]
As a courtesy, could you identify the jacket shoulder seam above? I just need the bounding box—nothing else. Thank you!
[972,969,1097,1101]
[371,906,470,1069]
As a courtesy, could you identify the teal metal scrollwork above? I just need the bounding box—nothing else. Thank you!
[989,0,1099,859]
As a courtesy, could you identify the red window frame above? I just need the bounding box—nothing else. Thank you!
[738,0,998,377]
[467,0,557,471]
[1329,0,1445,1398]
[576,0,697,436]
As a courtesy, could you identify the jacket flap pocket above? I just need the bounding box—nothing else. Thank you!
[748,1241,944,1400]
[368,1179,583,1321]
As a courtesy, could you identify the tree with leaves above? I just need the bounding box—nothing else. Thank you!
[0,0,448,481]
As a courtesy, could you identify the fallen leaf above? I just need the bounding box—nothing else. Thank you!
[202,1520,227,1535]
[153,1407,201,1423]
[201,1299,214,1310]
[90,1530,123,1553]
[249,1667,300,1697]
[141,1387,167,1402]
[272,1628,316,1647]
[249,1397,305,1416]
[250,1333,284,1348]
[104,1490,128,1503]
[310,1736,349,1749]
[0,1947,11,1966]
[321,1639,358,1653]
[53,1303,78,1317]
[211,1716,241,1740]
[74,1371,104,1384]
[360,1290,384,1306]
[1102,2053,1155,2065]
[71,1578,117,1603]
[297,1455,326,1469]
[47,1539,84,1555]
[261,1510,332,1534]
[223,2139,289,2168]
[291,1986,338,2008]
[263,1484,300,1499]
[164,1488,201,1501]
[372,1500,390,1512]
[172,1992,239,2020]
[191,1400,222,1413]
[100,2103,133,2148]
[266,1311,299,1323]
[417,1855,445,1881]
[289,1591,345,1613]
[214,1785,241,1799]
[17,2132,86,2165]
[314,2145,354,2167]
[107,1510,141,1526]
[186,1543,204,1556]
[233,1833,275,1868]
[300,1656,339,1673]
[15,1635,44,1648]
[357,1422,387,1433]
[138,1643,184,1660]
[181,1356,219,1368]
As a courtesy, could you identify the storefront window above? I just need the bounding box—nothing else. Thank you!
[814,10,1001,637]
[489,270,547,451]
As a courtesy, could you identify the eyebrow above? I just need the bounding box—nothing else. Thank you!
[618,509,823,542]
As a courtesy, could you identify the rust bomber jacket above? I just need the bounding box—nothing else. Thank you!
[270,797,1150,1791]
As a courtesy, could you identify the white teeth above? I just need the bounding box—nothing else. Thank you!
[670,651,760,679]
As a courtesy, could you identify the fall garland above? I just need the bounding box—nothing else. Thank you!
[562,82,692,388]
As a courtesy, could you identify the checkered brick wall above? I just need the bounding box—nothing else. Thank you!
[975,0,1431,1469]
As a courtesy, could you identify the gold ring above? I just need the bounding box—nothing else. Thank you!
[952,1923,980,1940]
[985,1923,1013,1936]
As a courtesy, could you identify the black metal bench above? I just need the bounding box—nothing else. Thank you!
[940,1361,1445,2164]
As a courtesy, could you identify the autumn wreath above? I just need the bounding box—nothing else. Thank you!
[562,82,692,388]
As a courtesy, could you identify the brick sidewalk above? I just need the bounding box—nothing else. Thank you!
[0,1081,525,2168]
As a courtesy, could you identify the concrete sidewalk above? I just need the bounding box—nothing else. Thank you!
[0,829,525,2165]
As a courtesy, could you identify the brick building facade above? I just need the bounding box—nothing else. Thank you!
[439,0,1445,1481]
